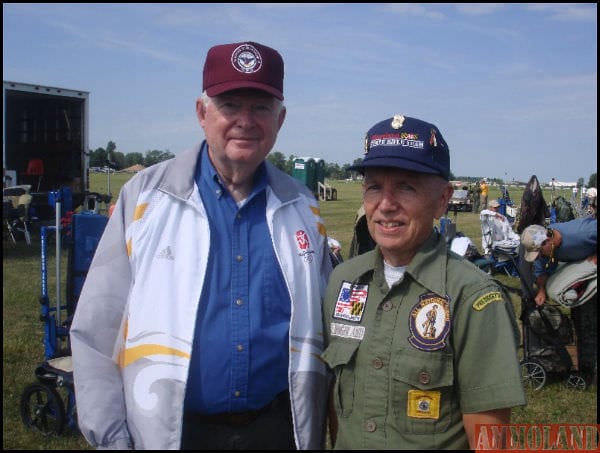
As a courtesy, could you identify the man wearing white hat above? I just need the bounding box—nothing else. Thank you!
[480,199,519,255]
[521,218,597,385]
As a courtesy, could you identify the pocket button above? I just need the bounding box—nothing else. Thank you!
[418,371,431,384]
[365,420,377,432]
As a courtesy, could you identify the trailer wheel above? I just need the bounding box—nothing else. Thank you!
[20,382,65,435]
[520,359,546,391]
[565,373,587,391]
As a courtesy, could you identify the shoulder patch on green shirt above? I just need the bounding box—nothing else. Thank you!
[472,291,503,311]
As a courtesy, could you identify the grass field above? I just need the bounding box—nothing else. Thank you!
[3,172,595,450]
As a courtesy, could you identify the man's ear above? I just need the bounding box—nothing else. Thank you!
[196,98,206,126]
[277,106,287,131]
[434,182,454,219]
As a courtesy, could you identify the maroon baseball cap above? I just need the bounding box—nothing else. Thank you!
[203,41,284,100]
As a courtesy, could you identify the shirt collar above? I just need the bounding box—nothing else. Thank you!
[199,143,268,202]
[368,231,447,296]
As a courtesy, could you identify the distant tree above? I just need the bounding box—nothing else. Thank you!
[89,147,107,167]
[346,158,364,179]
[112,151,126,170]
[325,162,345,180]
[125,152,145,167]
[144,149,175,167]
[267,151,288,172]
[285,154,297,175]
[105,141,118,167]
[587,173,596,188]
[342,163,353,179]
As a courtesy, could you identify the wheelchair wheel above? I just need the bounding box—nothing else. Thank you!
[521,359,546,391]
[20,382,66,435]
[566,373,587,391]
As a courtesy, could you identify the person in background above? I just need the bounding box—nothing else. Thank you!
[472,180,481,212]
[521,219,597,385]
[479,199,520,256]
[586,187,597,216]
[480,178,489,210]
[321,114,526,450]
[328,236,344,267]
[70,41,332,450]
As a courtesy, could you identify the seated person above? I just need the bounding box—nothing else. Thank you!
[480,199,520,255]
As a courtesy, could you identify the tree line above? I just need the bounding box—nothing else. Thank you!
[88,141,175,169]
[89,141,596,188]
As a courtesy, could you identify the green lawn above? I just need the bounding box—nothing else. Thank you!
[3,173,595,450]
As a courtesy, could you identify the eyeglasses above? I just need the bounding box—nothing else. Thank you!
[362,182,419,204]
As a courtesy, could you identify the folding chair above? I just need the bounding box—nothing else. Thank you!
[3,185,33,245]
[22,159,45,192]
[480,210,520,277]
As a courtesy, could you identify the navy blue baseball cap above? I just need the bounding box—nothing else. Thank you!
[349,115,450,180]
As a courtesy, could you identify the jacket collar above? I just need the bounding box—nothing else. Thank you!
[157,141,303,205]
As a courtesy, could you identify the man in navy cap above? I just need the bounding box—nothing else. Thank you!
[321,115,526,450]
[71,41,332,450]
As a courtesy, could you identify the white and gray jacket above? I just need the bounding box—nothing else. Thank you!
[70,144,332,449]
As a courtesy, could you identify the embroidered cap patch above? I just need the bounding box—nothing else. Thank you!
[333,281,368,323]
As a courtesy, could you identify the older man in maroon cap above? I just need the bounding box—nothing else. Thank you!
[71,41,332,450]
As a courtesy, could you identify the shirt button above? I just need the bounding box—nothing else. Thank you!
[365,420,377,432]
[236,255,243,262]
[237,344,244,351]
[419,371,431,384]
[235,299,243,306]
[372,358,383,369]
[382,301,393,311]
[234,391,241,397]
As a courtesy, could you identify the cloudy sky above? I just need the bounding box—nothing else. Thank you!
[3,3,597,184]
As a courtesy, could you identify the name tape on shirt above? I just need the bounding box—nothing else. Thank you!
[330,322,365,340]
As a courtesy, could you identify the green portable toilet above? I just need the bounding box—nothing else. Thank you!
[314,158,325,187]
[292,157,316,193]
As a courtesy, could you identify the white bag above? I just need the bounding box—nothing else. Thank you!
[546,260,597,308]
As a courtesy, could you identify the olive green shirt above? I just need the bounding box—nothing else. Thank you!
[322,231,526,450]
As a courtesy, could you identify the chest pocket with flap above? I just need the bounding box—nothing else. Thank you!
[391,347,459,434]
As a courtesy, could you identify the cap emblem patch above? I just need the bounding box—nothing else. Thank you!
[231,44,262,74]
[430,129,437,147]
[391,114,405,129]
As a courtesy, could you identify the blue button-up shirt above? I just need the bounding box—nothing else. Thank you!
[184,145,291,414]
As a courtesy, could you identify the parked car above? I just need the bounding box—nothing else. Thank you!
[448,189,472,212]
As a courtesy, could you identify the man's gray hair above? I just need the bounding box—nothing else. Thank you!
[200,91,284,111]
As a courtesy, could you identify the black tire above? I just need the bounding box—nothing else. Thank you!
[20,382,66,435]
[566,373,587,391]
[521,359,546,391]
